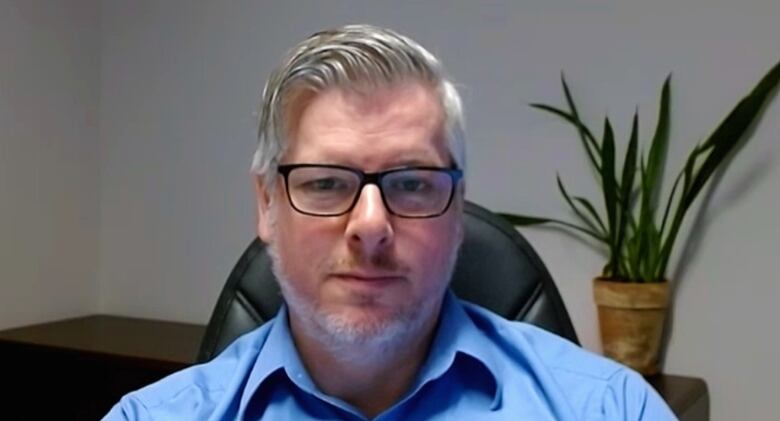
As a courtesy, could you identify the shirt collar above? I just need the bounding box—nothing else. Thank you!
[239,304,319,413]
[410,289,503,409]
[239,289,503,414]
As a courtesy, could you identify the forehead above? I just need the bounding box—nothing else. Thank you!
[283,82,448,168]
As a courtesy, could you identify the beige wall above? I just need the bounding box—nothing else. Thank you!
[0,0,100,329]
[1,1,777,419]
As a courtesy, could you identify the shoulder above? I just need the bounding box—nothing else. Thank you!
[103,322,273,420]
[460,300,619,378]
[460,301,675,419]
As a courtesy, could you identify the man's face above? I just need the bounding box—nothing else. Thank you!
[256,82,463,346]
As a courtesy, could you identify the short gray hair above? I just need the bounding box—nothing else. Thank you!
[250,24,465,182]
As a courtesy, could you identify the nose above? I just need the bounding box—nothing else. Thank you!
[344,184,394,256]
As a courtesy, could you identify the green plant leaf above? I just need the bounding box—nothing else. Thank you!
[512,61,780,282]
[633,77,671,280]
[530,103,601,171]
[646,75,672,208]
[659,154,689,239]
[647,221,661,280]
[561,73,603,160]
[655,154,692,278]
[600,118,619,276]
[615,110,639,278]
[659,59,780,277]
[634,157,649,276]
[682,59,780,211]
[556,174,604,235]
[573,196,607,234]
[625,232,639,279]
[496,212,606,242]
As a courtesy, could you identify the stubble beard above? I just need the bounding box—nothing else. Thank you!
[266,231,461,365]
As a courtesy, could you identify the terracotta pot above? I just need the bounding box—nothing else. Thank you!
[593,278,669,375]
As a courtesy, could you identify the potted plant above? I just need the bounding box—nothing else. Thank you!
[499,60,780,375]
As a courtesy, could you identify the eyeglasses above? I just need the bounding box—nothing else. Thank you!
[277,164,463,218]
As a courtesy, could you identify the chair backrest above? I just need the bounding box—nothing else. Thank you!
[197,201,578,362]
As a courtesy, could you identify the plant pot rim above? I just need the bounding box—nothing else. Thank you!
[593,278,670,309]
[594,276,669,284]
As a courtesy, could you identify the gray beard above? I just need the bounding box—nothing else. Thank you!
[266,241,460,366]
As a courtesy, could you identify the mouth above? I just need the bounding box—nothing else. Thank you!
[331,272,405,282]
[329,272,407,291]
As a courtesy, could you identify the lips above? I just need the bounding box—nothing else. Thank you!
[329,268,408,287]
[331,272,405,283]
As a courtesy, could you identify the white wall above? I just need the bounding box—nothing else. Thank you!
[0,0,100,330]
[10,1,768,419]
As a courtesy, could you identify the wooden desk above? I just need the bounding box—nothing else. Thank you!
[0,315,708,420]
[648,373,709,420]
[0,315,205,420]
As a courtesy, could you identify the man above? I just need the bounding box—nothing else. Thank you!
[105,24,675,420]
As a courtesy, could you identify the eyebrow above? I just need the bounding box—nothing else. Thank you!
[303,154,447,170]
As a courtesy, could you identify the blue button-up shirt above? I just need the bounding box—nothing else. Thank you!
[104,291,676,420]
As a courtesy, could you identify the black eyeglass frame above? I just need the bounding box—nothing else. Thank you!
[276,163,464,218]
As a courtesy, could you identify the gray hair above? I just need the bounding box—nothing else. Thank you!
[250,24,465,183]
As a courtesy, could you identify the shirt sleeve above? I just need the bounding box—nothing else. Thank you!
[601,369,678,420]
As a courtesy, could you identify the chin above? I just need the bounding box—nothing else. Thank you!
[318,304,416,344]
[284,281,431,353]
[269,243,452,352]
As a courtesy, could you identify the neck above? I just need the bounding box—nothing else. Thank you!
[288,304,442,418]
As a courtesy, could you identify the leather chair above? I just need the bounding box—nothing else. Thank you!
[197,201,578,362]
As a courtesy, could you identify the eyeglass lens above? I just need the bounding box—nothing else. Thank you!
[285,166,455,217]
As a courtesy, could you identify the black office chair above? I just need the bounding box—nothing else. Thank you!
[197,201,578,362]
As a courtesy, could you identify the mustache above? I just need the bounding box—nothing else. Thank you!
[327,251,406,273]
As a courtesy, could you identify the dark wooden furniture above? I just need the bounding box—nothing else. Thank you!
[0,315,708,420]
[0,315,205,420]
[648,373,709,420]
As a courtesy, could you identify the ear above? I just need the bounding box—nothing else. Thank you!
[254,175,274,243]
